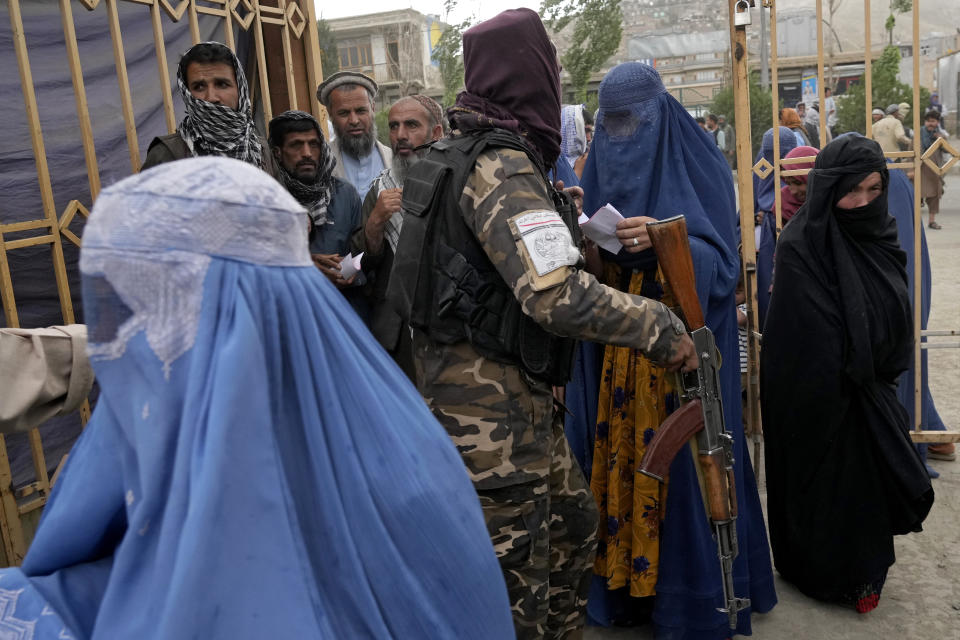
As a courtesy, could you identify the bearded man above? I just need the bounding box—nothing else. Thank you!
[268,111,364,315]
[350,95,444,378]
[142,41,272,173]
[317,71,393,195]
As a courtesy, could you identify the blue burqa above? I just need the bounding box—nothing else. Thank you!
[754,127,798,326]
[0,158,514,639]
[578,62,777,638]
[887,167,947,445]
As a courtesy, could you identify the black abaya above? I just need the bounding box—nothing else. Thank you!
[760,135,933,607]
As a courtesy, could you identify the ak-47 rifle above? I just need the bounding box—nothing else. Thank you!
[639,214,749,630]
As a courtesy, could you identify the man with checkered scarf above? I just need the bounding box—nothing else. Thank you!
[141,42,273,173]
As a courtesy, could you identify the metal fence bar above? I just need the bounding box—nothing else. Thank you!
[728,0,762,477]
[300,0,326,127]
[253,2,273,123]
[864,0,873,138]
[60,0,102,200]
[188,0,201,44]
[816,0,826,142]
[277,0,298,112]
[222,0,235,53]
[912,0,923,432]
[106,0,142,172]
[151,0,177,134]
[770,0,782,236]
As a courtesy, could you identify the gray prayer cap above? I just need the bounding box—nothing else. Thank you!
[316,71,378,107]
[872,108,885,117]
[885,103,900,115]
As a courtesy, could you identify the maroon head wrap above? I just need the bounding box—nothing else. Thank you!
[780,145,819,221]
[449,9,562,167]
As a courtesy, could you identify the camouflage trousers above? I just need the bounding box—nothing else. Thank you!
[479,413,599,640]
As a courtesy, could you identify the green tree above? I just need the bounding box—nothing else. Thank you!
[316,19,340,79]
[885,0,911,45]
[836,45,930,134]
[541,0,623,103]
[432,0,472,107]
[710,73,774,154]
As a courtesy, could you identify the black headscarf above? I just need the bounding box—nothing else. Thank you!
[793,134,907,385]
[447,9,562,167]
[761,134,933,603]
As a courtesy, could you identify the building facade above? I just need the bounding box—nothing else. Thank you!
[326,9,445,108]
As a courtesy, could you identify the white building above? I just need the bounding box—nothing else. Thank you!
[326,9,446,107]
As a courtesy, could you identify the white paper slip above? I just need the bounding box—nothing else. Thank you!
[580,203,625,254]
[577,212,589,225]
[338,252,364,280]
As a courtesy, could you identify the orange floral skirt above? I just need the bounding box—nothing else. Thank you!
[591,265,679,597]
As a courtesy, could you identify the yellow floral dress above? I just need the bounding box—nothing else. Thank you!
[591,264,680,597]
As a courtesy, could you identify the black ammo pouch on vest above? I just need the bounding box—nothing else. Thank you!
[388,128,578,386]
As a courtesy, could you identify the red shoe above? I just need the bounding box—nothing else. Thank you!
[928,442,956,461]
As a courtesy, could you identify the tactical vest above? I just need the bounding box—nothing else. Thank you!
[388,128,579,386]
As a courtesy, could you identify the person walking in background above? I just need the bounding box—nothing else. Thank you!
[874,104,911,153]
[824,87,838,138]
[779,107,811,147]
[919,109,948,230]
[718,114,736,169]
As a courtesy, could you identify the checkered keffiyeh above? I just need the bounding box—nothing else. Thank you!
[271,110,337,227]
[176,42,262,168]
[370,168,403,252]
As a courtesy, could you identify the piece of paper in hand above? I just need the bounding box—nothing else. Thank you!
[577,212,589,225]
[580,203,626,254]
[338,252,364,280]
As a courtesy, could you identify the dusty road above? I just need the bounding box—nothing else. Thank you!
[587,167,960,640]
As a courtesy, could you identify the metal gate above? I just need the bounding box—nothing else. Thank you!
[0,0,326,566]
[729,0,960,473]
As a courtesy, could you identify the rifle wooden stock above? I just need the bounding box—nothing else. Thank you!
[638,399,704,481]
[699,452,732,522]
[646,215,705,331]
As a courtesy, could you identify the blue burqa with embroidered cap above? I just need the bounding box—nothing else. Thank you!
[578,62,777,638]
[0,158,514,639]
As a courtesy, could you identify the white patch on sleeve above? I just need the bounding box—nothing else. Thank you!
[514,210,580,276]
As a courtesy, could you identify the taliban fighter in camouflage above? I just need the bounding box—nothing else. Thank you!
[388,9,698,639]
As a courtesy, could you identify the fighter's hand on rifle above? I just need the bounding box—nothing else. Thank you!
[662,332,699,373]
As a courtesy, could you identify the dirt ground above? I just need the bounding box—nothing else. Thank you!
[586,166,960,640]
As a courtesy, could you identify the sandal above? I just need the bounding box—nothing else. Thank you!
[929,221,942,230]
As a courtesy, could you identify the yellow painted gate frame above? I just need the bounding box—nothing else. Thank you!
[729,0,960,476]
[1,0,326,566]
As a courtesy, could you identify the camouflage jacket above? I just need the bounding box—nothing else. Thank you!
[413,145,686,491]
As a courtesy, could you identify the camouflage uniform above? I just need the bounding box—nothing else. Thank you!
[411,145,687,639]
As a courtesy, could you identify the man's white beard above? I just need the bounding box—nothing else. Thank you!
[391,152,421,185]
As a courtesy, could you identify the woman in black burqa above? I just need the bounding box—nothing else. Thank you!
[760,134,933,613]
